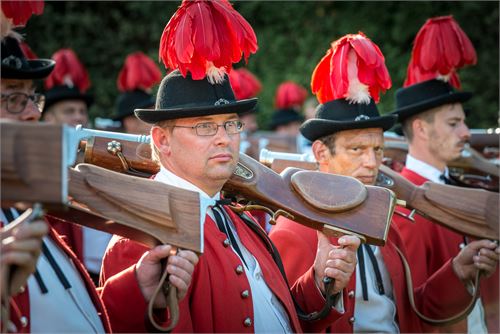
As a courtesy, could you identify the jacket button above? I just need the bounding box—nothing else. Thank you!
[349,316,355,324]
[18,285,25,294]
[20,316,28,327]
[223,239,230,247]
[348,290,355,298]
[235,265,244,274]
[459,242,465,249]
[243,317,252,327]
[241,290,249,299]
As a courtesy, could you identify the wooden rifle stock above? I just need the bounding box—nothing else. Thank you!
[1,122,207,332]
[260,149,499,240]
[79,134,396,246]
[1,121,203,252]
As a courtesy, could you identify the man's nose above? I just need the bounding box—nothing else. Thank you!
[459,122,471,141]
[20,99,41,122]
[363,149,378,168]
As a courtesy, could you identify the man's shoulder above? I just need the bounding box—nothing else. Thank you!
[400,166,429,185]
[269,216,317,241]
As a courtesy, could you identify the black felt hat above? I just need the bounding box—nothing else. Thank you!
[391,79,472,122]
[135,70,257,124]
[114,90,155,121]
[300,98,397,141]
[1,37,54,80]
[269,108,304,130]
[43,85,93,113]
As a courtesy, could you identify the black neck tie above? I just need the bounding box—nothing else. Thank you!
[440,174,456,185]
[212,204,248,268]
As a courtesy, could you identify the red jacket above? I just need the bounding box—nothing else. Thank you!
[48,219,84,262]
[393,167,499,333]
[269,216,472,333]
[100,206,344,333]
[10,224,111,333]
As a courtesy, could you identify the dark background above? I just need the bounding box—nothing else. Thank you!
[23,1,499,129]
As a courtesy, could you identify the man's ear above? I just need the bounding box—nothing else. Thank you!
[151,126,171,156]
[312,140,330,166]
[412,118,430,141]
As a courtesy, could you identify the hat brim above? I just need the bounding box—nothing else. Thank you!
[1,59,55,80]
[300,114,397,141]
[44,91,93,112]
[269,109,304,130]
[113,96,155,121]
[135,98,257,124]
[392,91,472,122]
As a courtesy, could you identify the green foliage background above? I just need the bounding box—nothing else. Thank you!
[23,1,499,129]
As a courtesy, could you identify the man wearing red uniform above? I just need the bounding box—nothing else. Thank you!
[391,79,499,333]
[270,32,499,333]
[390,15,499,333]
[99,67,360,333]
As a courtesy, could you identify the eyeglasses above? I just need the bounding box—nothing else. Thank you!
[1,92,46,114]
[168,120,244,136]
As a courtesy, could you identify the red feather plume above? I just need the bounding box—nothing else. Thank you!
[159,0,258,83]
[45,49,90,92]
[228,68,261,100]
[404,15,477,89]
[311,32,391,104]
[20,41,38,60]
[274,81,308,109]
[117,52,162,92]
[1,0,44,26]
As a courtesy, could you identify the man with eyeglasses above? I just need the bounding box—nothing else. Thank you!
[99,69,360,333]
[1,36,198,332]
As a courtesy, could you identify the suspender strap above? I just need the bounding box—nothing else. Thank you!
[357,247,368,301]
[235,210,338,322]
[364,245,385,296]
[41,241,72,290]
[213,205,248,268]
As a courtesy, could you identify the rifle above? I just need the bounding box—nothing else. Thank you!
[260,149,499,240]
[77,128,396,246]
[1,121,206,331]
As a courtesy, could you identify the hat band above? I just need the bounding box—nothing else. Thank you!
[355,114,370,121]
[2,55,23,69]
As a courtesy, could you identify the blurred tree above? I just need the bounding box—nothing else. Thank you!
[23,1,498,129]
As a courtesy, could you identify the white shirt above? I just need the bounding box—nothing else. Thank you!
[28,237,105,333]
[3,208,105,333]
[405,154,449,184]
[82,227,112,274]
[354,245,399,333]
[404,155,487,333]
[154,166,292,333]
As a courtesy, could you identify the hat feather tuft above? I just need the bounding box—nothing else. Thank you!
[45,49,90,92]
[159,0,257,83]
[274,81,308,109]
[404,15,476,89]
[311,32,391,105]
[228,68,261,100]
[117,52,162,92]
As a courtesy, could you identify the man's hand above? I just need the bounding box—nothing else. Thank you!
[1,219,48,295]
[136,245,199,308]
[452,239,500,283]
[314,232,360,294]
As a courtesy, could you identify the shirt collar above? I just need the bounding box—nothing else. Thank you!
[405,154,449,184]
[155,165,220,203]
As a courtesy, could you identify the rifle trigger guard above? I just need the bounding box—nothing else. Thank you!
[226,204,294,226]
[394,209,417,223]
